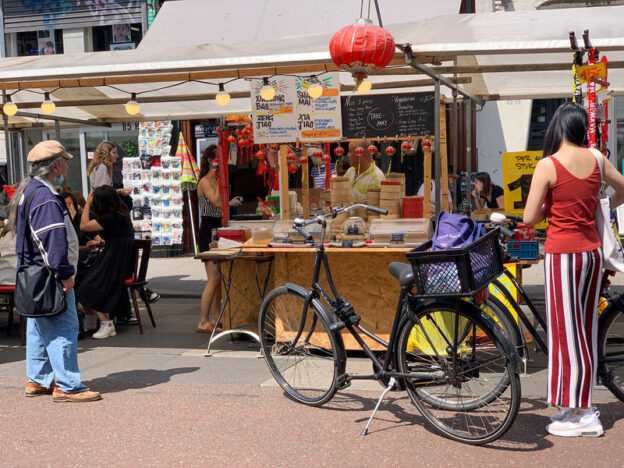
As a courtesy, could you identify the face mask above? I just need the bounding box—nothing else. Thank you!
[54,175,64,187]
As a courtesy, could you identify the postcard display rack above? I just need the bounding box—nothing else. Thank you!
[122,121,184,246]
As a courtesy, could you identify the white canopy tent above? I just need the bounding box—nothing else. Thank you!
[0,4,621,127]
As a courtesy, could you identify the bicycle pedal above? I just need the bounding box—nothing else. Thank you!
[336,373,351,389]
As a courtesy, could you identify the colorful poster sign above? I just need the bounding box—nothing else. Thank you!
[295,73,342,141]
[251,76,298,143]
[502,150,547,228]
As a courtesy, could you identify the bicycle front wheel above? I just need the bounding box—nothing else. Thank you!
[396,302,520,445]
[598,302,624,402]
[259,286,345,406]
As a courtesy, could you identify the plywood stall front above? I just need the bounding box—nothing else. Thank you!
[229,248,411,350]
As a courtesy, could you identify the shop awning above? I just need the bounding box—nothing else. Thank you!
[0,3,621,127]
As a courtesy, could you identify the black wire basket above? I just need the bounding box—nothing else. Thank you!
[406,228,504,298]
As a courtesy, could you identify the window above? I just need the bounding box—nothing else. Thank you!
[16,30,64,56]
[92,23,142,52]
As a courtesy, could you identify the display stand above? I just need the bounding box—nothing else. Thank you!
[195,251,274,357]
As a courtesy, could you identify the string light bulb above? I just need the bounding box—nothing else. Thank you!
[125,93,140,115]
[2,95,17,116]
[307,76,323,99]
[215,83,230,106]
[260,77,276,101]
[41,92,56,114]
[355,75,372,94]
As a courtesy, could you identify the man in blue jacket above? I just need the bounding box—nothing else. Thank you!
[9,140,101,402]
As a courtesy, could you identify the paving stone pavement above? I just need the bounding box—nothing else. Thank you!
[1,258,623,466]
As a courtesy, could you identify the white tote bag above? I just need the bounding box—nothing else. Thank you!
[591,148,624,273]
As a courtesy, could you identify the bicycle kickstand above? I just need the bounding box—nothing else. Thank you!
[361,377,396,436]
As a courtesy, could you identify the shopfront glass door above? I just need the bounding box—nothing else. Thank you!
[43,130,82,194]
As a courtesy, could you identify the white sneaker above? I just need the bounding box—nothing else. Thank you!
[92,320,116,339]
[546,409,604,437]
[550,406,597,422]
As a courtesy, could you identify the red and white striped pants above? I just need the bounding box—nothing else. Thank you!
[544,249,602,408]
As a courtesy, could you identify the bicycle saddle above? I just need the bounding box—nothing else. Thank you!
[389,262,414,287]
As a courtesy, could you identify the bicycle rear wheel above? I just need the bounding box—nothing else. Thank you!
[598,302,624,402]
[396,302,520,445]
[259,286,345,406]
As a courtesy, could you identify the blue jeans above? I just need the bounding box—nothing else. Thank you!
[26,289,88,393]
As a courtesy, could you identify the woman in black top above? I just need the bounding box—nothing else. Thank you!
[77,186,134,339]
[472,172,505,209]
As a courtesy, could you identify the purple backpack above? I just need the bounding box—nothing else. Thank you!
[432,211,486,251]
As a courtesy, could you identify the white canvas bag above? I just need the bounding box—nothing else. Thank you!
[591,148,624,273]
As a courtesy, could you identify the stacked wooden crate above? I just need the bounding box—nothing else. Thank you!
[330,176,352,228]
[366,187,381,220]
[379,181,402,219]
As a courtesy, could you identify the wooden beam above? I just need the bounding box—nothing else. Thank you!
[279,145,290,220]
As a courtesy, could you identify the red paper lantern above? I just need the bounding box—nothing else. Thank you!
[269,143,280,152]
[298,155,308,165]
[334,146,345,156]
[385,146,396,156]
[401,141,413,152]
[237,138,249,147]
[354,147,365,156]
[367,144,378,154]
[235,128,242,136]
[321,153,331,164]
[244,123,253,133]
[312,148,324,159]
[287,163,298,173]
[421,140,432,149]
[329,19,395,77]
[226,134,236,144]
[255,150,266,160]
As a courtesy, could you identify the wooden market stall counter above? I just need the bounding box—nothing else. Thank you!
[233,245,413,350]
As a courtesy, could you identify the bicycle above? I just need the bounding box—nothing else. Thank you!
[258,203,521,445]
[487,213,624,403]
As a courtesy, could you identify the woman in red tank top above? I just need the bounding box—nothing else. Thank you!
[524,102,624,438]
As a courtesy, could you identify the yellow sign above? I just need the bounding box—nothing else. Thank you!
[487,264,518,322]
[576,62,608,84]
[502,151,547,228]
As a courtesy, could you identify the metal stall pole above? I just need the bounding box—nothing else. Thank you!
[465,100,472,208]
[452,88,458,211]
[434,78,441,215]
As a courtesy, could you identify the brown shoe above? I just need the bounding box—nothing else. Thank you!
[25,380,55,397]
[52,388,102,403]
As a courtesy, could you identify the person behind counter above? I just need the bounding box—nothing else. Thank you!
[471,172,505,209]
[344,139,385,202]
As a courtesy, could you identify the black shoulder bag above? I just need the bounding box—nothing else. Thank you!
[15,186,67,318]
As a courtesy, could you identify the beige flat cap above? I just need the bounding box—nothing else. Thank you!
[27,140,73,163]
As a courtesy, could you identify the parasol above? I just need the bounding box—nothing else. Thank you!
[178,132,200,254]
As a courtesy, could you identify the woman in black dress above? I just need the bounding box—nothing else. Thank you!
[472,172,505,209]
[77,186,134,339]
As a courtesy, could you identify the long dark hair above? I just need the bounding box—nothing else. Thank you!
[543,101,588,156]
[474,172,492,195]
[199,145,217,179]
[91,185,129,218]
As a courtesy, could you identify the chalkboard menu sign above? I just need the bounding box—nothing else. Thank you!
[341,92,435,139]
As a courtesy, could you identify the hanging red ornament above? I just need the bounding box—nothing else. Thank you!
[329,18,395,86]
[354,146,365,156]
[226,134,236,144]
[255,150,266,160]
[287,163,298,173]
[287,147,296,158]
[421,139,431,149]
[401,141,413,152]
[367,144,378,154]
[269,143,280,152]
[312,148,324,159]
[237,138,249,147]
[298,155,308,165]
[334,146,345,156]
[244,123,253,133]
[235,128,242,136]
[241,128,250,137]
[321,153,331,164]
[385,146,396,156]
